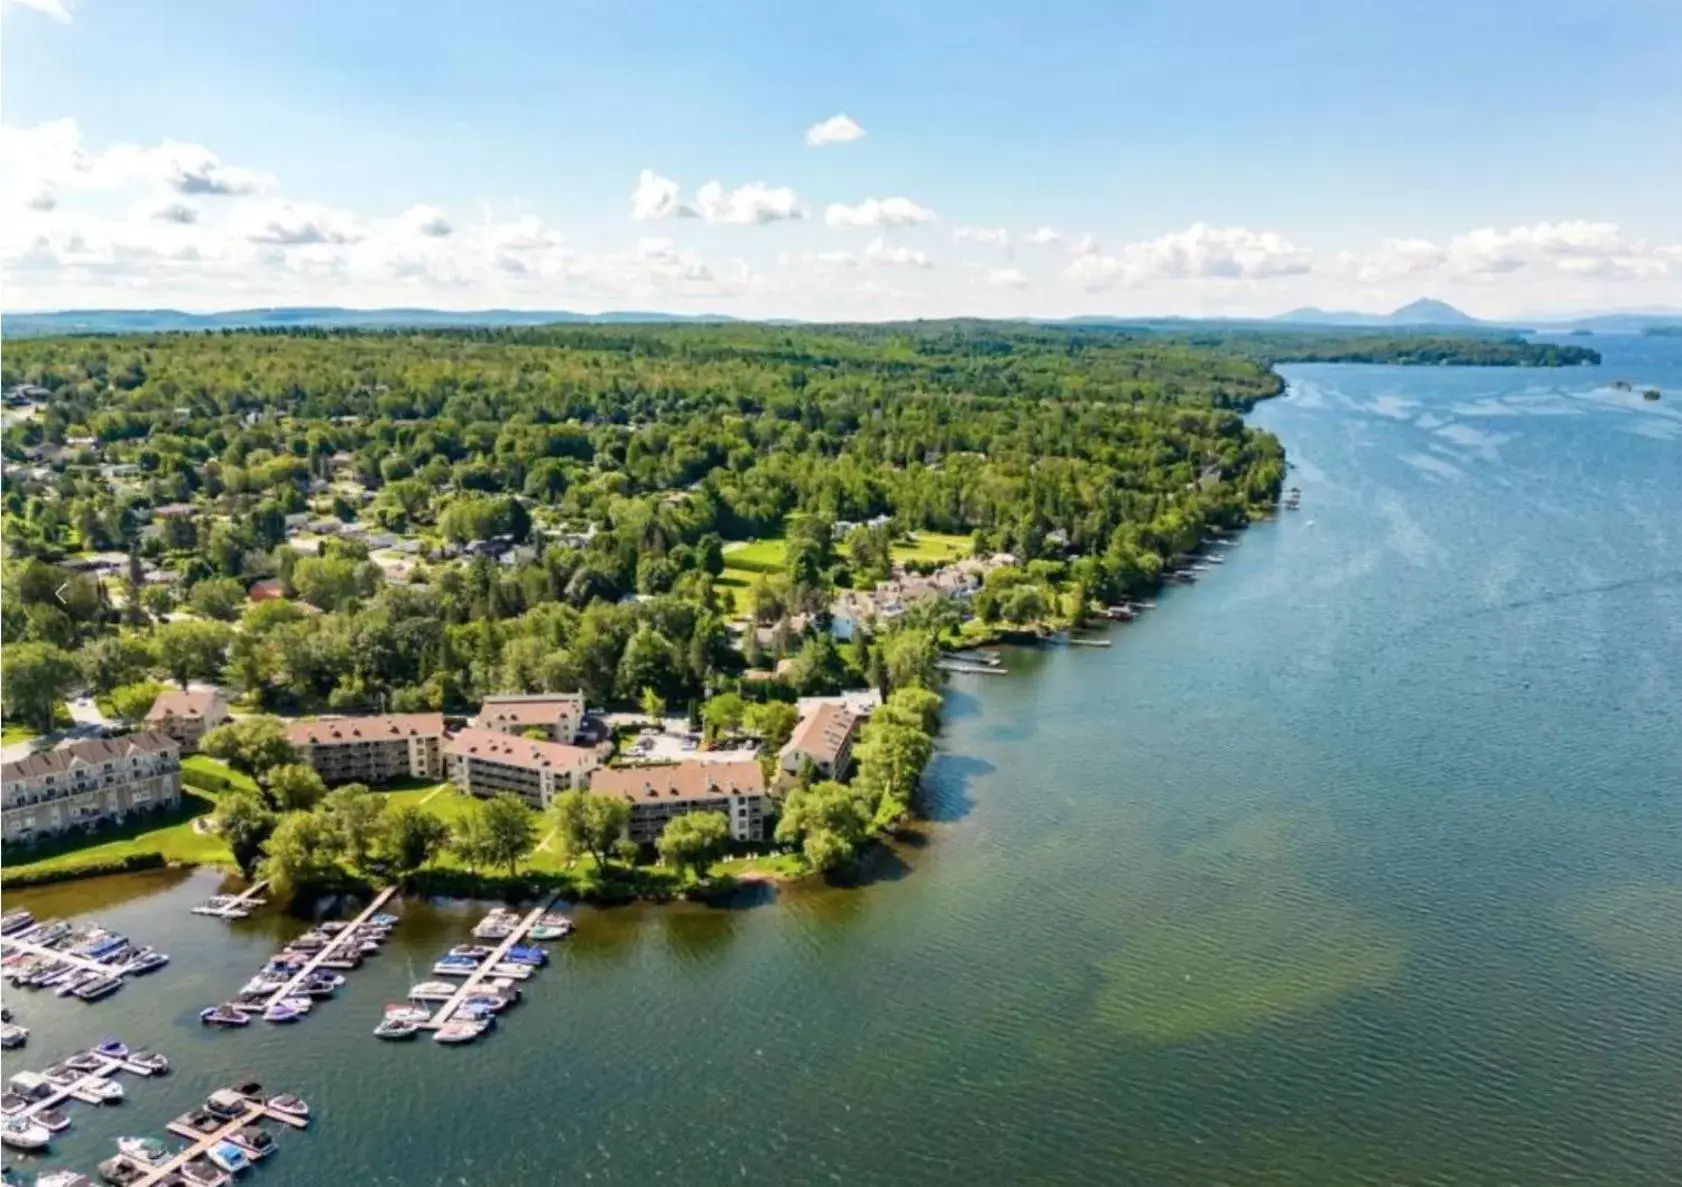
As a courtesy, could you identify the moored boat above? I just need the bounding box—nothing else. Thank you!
[179,1158,230,1187]
[206,1141,250,1174]
[80,1076,124,1103]
[408,981,456,1001]
[128,1050,170,1075]
[374,1017,421,1040]
[33,1107,71,1133]
[431,1018,484,1044]
[94,1038,129,1059]
[0,1024,27,1050]
[266,1093,309,1123]
[75,977,124,1002]
[1,1116,52,1151]
[117,1135,173,1165]
[228,1126,277,1160]
[199,1004,252,1028]
[95,1155,145,1186]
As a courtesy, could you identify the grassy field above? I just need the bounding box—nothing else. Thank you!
[182,754,260,794]
[1,723,38,744]
[722,538,788,574]
[2,788,231,877]
[891,531,972,565]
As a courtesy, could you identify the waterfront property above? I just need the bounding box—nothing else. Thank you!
[475,692,587,743]
[446,727,600,808]
[144,689,230,753]
[779,701,865,780]
[0,731,182,845]
[285,713,447,786]
[589,758,771,843]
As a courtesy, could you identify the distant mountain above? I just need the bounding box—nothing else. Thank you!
[1274,298,1479,328]
[0,307,741,338]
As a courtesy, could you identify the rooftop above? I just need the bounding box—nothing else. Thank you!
[590,759,767,803]
[146,689,225,721]
[446,727,597,772]
[286,713,447,746]
[781,701,861,766]
[2,730,180,781]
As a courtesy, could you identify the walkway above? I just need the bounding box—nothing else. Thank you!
[15,1051,163,1122]
[135,1099,307,1187]
[260,885,397,1009]
[0,935,137,979]
[419,895,558,1030]
[191,880,270,919]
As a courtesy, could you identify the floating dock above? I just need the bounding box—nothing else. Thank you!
[935,660,1009,676]
[258,886,398,1011]
[191,880,271,919]
[6,1047,165,1132]
[136,1095,307,1187]
[418,896,559,1032]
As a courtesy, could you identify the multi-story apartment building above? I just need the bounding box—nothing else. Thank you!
[475,692,586,743]
[445,727,601,809]
[285,713,447,786]
[144,688,230,752]
[589,759,770,844]
[779,701,864,780]
[1,731,182,844]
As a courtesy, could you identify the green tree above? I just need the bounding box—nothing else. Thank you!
[212,790,278,879]
[319,782,386,870]
[187,577,247,622]
[638,685,667,721]
[656,810,731,882]
[267,762,328,811]
[549,787,630,870]
[475,793,539,876]
[1,642,77,732]
[775,780,873,871]
[382,803,453,883]
[879,628,940,692]
[109,680,166,729]
[700,691,747,742]
[153,619,232,689]
[449,809,495,874]
[76,634,154,695]
[259,809,344,900]
[200,715,299,782]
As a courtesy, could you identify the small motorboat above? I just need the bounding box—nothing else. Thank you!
[55,970,96,997]
[205,1090,249,1120]
[263,1001,305,1023]
[0,1093,27,1116]
[448,944,495,960]
[504,945,546,965]
[0,1024,26,1049]
[383,1001,432,1023]
[358,939,382,954]
[128,1050,170,1075]
[431,1019,484,1045]
[319,921,349,935]
[177,1108,221,1134]
[0,910,34,935]
[407,981,456,1002]
[36,1170,94,1187]
[34,1107,71,1133]
[232,1081,264,1102]
[229,1126,277,1160]
[67,1051,108,1072]
[487,977,522,1002]
[95,1038,130,1060]
[432,958,480,977]
[266,1093,309,1123]
[80,1076,124,1103]
[374,1017,421,1040]
[45,1062,84,1085]
[179,1158,231,1187]
[527,923,569,941]
[75,976,124,1002]
[9,1072,55,1102]
[96,1155,145,1185]
[118,1135,173,1166]
[368,912,400,928]
[200,1004,252,1028]
[1,1116,52,1151]
[239,976,287,996]
[459,992,511,1014]
[487,962,533,980]
[206,1141,250,1175]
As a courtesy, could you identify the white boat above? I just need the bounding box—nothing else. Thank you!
[207,1140,251,1174]
[80,1076,124,1103]
[408,981,456,1001]
[127,1050,169,1075]
[488,962,533,980]
[118,1135,173,1165]
[374,1017,421,1040]
[431,1019,484,1044]
[36,1170,93,1187]
[229,1126,277,1160]
[266,1092,309,1123]
[0,1024,25,1049]
[383,1002,432,1023]
[0,1116,51,1150]
[179,1158,231,1187]
[32,1107,70,1133]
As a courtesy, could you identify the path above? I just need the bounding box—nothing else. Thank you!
[191,879,270,919]
[259,885,397,1009]
[419,895,558,1030]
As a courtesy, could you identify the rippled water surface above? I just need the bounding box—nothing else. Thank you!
[5,336,1681,1185]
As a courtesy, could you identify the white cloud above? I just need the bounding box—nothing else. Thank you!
[1,119,273,213]
[4,0,72,21]
[805,113,866,147]
[1332,221,1675,285]
[1024,227,1062,246]
[1066,223,1311,289]
[780,249,859,270]
[151,202,199,225]
[954,226,1010,247]
[865,237,932,268]
[399,204,453,238]
[630,169,694,221]
[693,180,803,225]
[241,202,364,247]
[826,196,936,230]
[984,266,1028,289]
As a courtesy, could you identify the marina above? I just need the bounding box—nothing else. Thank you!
[0,1040,168,1151]
[399,901,566,1043]
[1,914,170,1003]
[189,882,270,921]
[126,1085,309,1187]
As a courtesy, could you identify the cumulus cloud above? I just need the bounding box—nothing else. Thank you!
[780,249,859,270]
[826,196,936,230]
[0,119,273,212]
[1024,227,1062,246]
[5,0,72,21]
[630,169,694,221]
[693,180,803,225]
[242,202,364,246]
[1066,223,1311,289]
[400,204,453,238]
[864,237,932,268]
[151,202,199,225]
[954,226,1010,246]
[984,266,1028,288]
[805,113,866,147]
[1332,221,1676,284]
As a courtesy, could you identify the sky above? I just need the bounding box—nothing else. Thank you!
[3,0,1680,320]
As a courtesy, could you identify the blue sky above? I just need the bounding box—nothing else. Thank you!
[4,0,1680,317]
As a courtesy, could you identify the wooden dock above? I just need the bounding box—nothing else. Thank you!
[191,879,270,919]
[259,885,397,1010]
[935,660,1008,676]
[136,1099,307,1187]
[419,897,558,1030]
[14,1051,163,1123]
[0,935,133,979]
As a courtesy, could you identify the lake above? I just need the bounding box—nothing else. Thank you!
[5,335,1680,1185]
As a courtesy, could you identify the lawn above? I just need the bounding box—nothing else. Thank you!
[2,788,231,878]
[182,754,260,795]
[384,782,474,823]
[722,537,788,575]
[891,531,973,565]
[1,723,38,745]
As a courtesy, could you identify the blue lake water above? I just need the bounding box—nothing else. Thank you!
[5,335,1680,1185]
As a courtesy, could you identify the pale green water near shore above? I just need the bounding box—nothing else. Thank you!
[5,335,1680,1185]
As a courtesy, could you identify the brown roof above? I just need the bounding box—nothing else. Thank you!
[2,730,180,781]
[286,713,446,747]
[247,578,285,601]
[589,759,766,804]
[477,692,585,727]
[146,689,225,722]
[445,727,598,773]
[781,702,860,766]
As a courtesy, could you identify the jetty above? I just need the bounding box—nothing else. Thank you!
[191,880,270,919]
[1063,635,1112,648]
[419,897,559,1032]
[6,1046,166,1131]
[936,659,1008,676]
[136,1093,308,1187]
[0,935,123,979]
[259,886,397,1010]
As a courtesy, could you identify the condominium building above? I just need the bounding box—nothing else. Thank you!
[779,700,864,780]
[589,759,770,844]
[1,731,182,844]
[145,688,230,752]
[285,713,447,786]
[475,692,587,743]
[445,727,601,809]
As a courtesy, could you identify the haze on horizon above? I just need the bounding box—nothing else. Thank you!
[3,0,1679,322]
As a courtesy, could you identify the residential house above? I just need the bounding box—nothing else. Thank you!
[247,578,285,602]
[446,727,600,809]
[589,758,770,843]
[286,712,447,786]
[144,688,230,752]
[1,731,182,844]
[476,692,587,744]
[779,701,864,780]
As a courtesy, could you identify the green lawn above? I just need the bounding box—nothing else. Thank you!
[891,531,972,565]
[182,754,260,795]
[1,723,38,745]
[722,537,788,574]
[2,788,231,878]
[384,782,474,822]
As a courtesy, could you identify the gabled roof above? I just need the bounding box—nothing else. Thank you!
[589,759,766,803]
[2,730,180,781]
[146,689,226,722]
[780,701,861,766]
[445,727,598,773]
[286,713,446,747]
